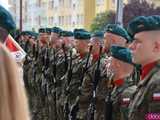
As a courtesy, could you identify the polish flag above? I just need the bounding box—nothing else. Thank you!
[4,34,26,62]
[153,93,160,101]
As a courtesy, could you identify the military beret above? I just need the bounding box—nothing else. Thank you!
[60,30,73,37]
[127,16,160,37]
[105,24,132,43]
[91,31,104,39]
[46,28,51,34]
[74,30,91,40]
[20,31,31,36]
[20,31,26,36]
[0,5,16,33]
[51,27,62,34]
[39,28,46,33]
[31,32,39,39]
[73,28,87,33]
[110,45,133,64]
[151,15,160,25]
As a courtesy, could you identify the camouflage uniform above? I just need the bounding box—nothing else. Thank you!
[111,75,137,120]
[39,47,67,120]
[22,42,44,120]
[30,45,45,120]
[53,48,70,120]
[78,56,108,120]
[59,53,91,119]
[128,61,160,120]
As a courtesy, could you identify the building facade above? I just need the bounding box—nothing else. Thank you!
[7,0,160,31]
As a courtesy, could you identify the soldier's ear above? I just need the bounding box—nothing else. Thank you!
[153,40,160,53]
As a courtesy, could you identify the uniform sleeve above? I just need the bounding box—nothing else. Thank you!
[147,78,160,113]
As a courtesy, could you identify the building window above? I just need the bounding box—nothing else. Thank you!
[38,0,41,7]
[62,0,65,6]
[58,16,61,25]
[69,0,72,8]
[112,0,116,8]
[81,15,84,24]
[49,0,54,9]
[59,0,64,6]
[77,14,80,24]
[69,15,72,25]
[72,21,75,27]
[49,17,54,24]
[96,0,104,6]
[52,17,54,23]
[73,3,76,9]
[38,16,41,25]
[62,16,64,25]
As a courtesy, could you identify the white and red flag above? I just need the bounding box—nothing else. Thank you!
[4,34,26,62]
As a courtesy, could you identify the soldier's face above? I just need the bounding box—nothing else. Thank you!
[39,33,49,44]
[75,40,88,53]
[104,33,126,53]
[62,37,73,48]
[90,37,101,53]
[129,32,154,65]
[51,33,59,41]
[20,35,25,41]
[110,57,133,80]
[24,35,30,41]
[56,39,63,48]
[29,38,36,46]
[75,40,81,52]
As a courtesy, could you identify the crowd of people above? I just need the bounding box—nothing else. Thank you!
[0,4,160,120]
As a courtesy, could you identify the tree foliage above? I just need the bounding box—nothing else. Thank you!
[90,0,160,32]
[90,11,115,32]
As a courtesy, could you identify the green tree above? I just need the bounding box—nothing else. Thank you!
[90,11,115,32]
[90,0,160,32]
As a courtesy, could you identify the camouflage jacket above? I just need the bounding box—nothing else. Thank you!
[61,53,92,107]
[77,56,108,120]
[111,75,137,120]
[128,61,160,120]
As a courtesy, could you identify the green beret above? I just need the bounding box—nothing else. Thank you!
[46,28,51,34]
[91,31,104,39]
[20,31,27,35]
[127,16,160,37]
[74,30,91,40]
[51,27,62,34]
[39,28,46,33]
[151,15,160,25]
[73,28,87,33]
[105,24,132,43]
[0,5,16,33]
[60,30,73,37]
[31,32,38,39]
[20,31,32,36]
[110,45,133,64]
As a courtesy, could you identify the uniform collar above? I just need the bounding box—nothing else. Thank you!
[114,79,124,87]
[79,52,87,59]
[141,61,157,80]
[92,53,99,62]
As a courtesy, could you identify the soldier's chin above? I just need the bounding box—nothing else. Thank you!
[132,57,139,64]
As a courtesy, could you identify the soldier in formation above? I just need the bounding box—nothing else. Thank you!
[2,4,160,119]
